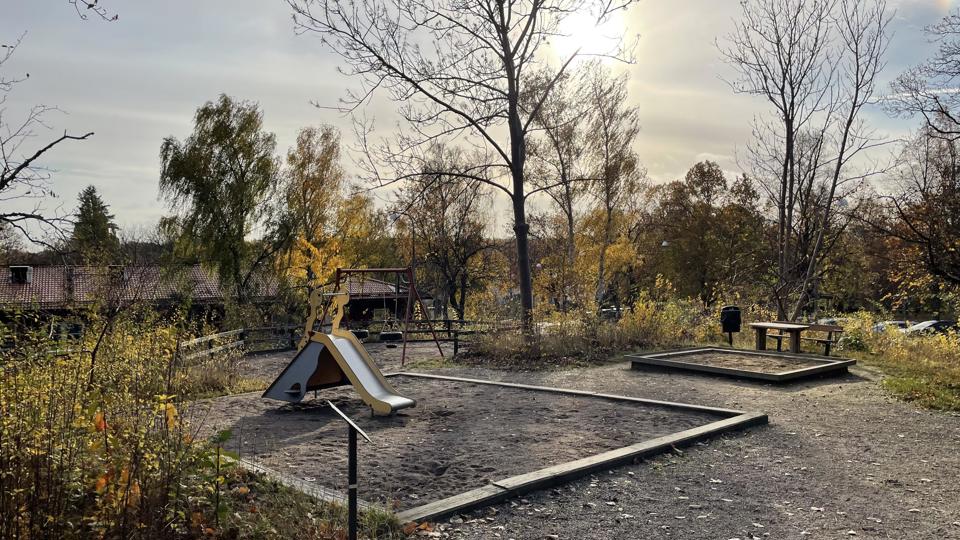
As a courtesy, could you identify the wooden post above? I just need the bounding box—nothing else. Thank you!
[755,327,767,351]
[789,329,802,353]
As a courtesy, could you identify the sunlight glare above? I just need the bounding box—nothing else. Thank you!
[553,10,625,63]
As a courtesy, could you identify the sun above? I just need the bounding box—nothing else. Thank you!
[552,10,626,63]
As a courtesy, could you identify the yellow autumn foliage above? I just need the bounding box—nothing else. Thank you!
[0,307,233,538]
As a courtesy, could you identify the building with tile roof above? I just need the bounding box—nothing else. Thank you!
[0,264,277,312]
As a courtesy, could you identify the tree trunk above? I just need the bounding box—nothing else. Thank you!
[506,57,533,332]
[775,118,795,320]
[457,273,468,322]
[513,195,534,331]
[595,204,614,306]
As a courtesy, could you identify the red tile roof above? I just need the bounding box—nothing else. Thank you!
[331,276,409,298]
[0,265,276,308]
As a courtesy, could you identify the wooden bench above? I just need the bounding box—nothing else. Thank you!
[799,324,844,356]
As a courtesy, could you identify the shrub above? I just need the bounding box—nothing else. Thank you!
[466,283,727,366]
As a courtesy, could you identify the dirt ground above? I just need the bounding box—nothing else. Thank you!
[231,345,960,539]
[197,375,721,512]
[649,350,827,373]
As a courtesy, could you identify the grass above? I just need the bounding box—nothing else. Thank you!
[846,346,960,411]
[219,468,403,540]
[182,356,267,399]
[828,313,960,411]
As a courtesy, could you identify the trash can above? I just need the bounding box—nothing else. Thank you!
[720,305,741,345]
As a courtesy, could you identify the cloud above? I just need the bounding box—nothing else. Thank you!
[0,0,946,235]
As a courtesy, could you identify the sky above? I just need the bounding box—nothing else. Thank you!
[1,0,957,236]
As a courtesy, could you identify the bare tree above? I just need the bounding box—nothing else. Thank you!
[286,0,638,330]
[526,71,590,310]
[869,127,960,285]
[0,36,93,249]
[791,0,891,318]
[582,63,643,306]
[720,0,891,319]
[396,145,496,321]
[889,11,960,139]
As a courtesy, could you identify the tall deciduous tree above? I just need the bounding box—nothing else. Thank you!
[280,125,398,288]
[583,64,644,306]
[646,162,766,305]
[286,0,638,331]
[720,0,891,319]
[526,71,590,311]
[159,94,286,303]
[69,185,120,264]
[396,145,495,321]
[874,128,960,286]
[282,125,345,285]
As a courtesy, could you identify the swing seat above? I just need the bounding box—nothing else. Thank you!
[379,330,403,342]
[352,329,369,340]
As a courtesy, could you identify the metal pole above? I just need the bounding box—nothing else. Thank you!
[348,426,358,540]
[400,268,413,367]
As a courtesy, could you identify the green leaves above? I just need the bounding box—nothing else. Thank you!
[159,94,282,303]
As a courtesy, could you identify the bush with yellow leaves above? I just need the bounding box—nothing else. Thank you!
[835,311,960,411]
[467,277,733,365]
[0,307,237,539]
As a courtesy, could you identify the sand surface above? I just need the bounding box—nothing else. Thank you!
[197,374,721,511]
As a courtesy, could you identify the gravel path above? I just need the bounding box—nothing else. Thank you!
[238,347,960,539]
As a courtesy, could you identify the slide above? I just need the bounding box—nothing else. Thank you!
[262,330,416,416]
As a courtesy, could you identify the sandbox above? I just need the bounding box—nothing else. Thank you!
[628,347,856,382]
[198,372,765,522]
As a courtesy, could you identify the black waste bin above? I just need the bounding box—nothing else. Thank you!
[720,305,741,345]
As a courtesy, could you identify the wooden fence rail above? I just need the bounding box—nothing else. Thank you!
[178,325,300,363]
[177,320,518,361]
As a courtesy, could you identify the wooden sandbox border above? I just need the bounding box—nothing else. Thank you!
[627,347,856,383]
[379,372,768,524]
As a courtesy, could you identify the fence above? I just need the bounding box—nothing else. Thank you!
[177,320,517,361]
[177,325,300,363]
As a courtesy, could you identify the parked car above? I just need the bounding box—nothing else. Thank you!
[872,320,912,333]
[816,317,851,327]
[599,307,624,321]
[904,320,959,335]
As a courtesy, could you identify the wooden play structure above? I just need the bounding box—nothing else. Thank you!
[317,267,444,366]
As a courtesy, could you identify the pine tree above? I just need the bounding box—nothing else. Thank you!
[70,185,120,264]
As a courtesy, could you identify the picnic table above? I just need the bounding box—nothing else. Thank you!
[749,322,809,353]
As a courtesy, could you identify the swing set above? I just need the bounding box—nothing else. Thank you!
[314,267,444,366]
